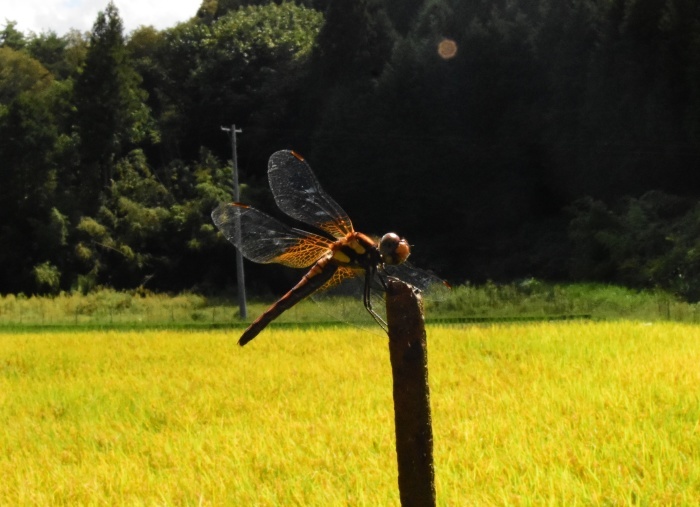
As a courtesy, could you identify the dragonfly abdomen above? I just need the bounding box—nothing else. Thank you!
[238,255,339,346]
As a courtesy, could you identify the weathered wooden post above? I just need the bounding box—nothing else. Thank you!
[385,278,436,507]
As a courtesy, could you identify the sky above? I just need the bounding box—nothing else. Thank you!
[2,0,203,36]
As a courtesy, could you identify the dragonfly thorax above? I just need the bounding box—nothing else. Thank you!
[379,232,410,265]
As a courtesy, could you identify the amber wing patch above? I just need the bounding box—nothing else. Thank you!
[318,266,362,292]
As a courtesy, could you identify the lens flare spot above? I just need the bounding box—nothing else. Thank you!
[438,38,458,59]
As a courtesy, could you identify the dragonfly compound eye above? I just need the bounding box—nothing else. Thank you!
[379,232,411,265]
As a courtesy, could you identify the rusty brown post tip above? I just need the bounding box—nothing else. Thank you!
[385,278,436,507]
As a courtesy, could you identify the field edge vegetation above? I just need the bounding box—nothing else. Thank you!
[0,281,698,329]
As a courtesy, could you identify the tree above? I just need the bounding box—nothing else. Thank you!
[25,31,77,79]
[0,46,53,104]
[312,0,396,83]
[155,3,322,170]
[74,150,170,289]
[73,2,157,214]
[302,0,398,209]
[0,63,72,293]
[73,148,232,291]
[384,0,425,35]
[0,21,26,50]
[567,191,700,300]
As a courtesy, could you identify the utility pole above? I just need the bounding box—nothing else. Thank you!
[221,124,247,319]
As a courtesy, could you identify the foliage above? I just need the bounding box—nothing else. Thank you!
[151,2,322,169]
[70,148,234,291]
[72,2,158,213]
[0,282,698,327]
[24,30,83,79]
[31,262,61,293]
[568,191,700,300]
[2,0,700,297]
[0,47,53,103]
[0,21,26,50]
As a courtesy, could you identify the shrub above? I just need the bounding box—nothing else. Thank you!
[32,261,61,294]
[568,191,700,301]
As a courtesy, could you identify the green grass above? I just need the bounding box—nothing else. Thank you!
[1,322,699,505]
[1,282,699,330]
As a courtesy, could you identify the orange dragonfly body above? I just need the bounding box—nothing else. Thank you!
[212,150,445,346]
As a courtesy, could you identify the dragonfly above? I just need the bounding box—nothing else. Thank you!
[212,150,447,346]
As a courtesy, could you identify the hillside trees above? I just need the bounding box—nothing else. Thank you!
[307,0,553,277]
[297,0,398,246]
[146,3,322,175]
[72,2,158,215]
[73,149,231,291]
[2,0,700,295]
[0,44,73,292]
[568,191,700,300]
[1,2,324,293]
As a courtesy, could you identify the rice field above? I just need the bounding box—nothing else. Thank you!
[1,322,699,505]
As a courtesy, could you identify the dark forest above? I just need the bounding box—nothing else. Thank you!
[2,0,700,299]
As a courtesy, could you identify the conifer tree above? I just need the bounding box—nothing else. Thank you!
[73,2,155,214]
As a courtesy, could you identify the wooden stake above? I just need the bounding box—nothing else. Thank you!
[386,278,436,507]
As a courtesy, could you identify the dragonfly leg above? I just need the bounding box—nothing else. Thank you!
[364,267,388,333]
[377,269,389,292]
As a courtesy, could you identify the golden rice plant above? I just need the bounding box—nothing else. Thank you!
[0,322,698,505]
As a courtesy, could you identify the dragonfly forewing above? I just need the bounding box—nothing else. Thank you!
[268,150,354,239]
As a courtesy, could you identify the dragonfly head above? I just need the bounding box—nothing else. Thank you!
[379,232,410,265]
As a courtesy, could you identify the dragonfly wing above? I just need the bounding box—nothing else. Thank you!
[309,268,387,334]
[268,150,354,238]
[212,202,331,268]
[318,266,361,292]
[382,262,451,299]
